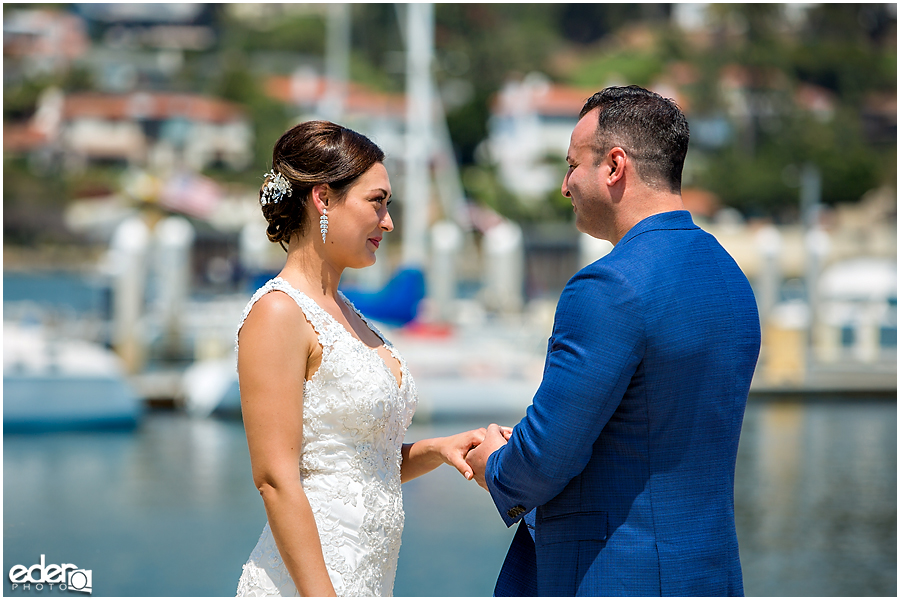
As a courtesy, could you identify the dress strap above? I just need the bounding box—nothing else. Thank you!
[235,278,341,356]
[337,291,408,374]
[338,291,393,348]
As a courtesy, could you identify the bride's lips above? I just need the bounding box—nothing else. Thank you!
[368,237,381,249]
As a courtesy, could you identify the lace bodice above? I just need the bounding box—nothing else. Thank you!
[235,277,418,597]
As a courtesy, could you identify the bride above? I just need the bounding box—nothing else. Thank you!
[235,121,489,597]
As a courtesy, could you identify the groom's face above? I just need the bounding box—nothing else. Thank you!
[562,110,610,240]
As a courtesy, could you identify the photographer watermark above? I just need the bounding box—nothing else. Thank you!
[8,555,92,594]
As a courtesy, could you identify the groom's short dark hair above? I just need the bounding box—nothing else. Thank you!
[580,85,690,194]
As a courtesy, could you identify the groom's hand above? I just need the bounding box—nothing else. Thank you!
[465,423,509,491]
[440,428,486,480]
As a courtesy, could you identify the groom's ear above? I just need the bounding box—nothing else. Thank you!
[606,148,626,185]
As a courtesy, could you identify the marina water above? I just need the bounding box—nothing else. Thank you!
[3,271,896,596]
[4,400,896,596]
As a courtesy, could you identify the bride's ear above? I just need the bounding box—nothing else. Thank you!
[310,183,329,214]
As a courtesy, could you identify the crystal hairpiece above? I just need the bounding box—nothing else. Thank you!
[260,170,292,206]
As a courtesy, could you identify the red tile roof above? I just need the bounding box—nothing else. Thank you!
[532,86,595,117]
[3,123,48,152]
[62,92,246,123]
[490,82,595,118]
[265,75,405,117]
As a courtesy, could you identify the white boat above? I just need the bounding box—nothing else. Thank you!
[3,322,142,432]
[178,316,547,422]
[181,356,241,418]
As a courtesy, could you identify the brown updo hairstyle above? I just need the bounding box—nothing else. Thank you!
[260,120,385,250]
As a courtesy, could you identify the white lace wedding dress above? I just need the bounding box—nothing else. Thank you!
[234,277,417,597]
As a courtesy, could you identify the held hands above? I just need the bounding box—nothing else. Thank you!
[434,425,513,481]
[465,424,512,491]
[405,425,511,485]
[434,428,486,480]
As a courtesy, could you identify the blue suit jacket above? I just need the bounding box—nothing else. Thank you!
[487,211,760,597]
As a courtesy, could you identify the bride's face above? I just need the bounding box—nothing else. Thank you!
[325,162,393,269]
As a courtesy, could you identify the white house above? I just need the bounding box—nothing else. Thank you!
[26,90,253,173]
[483,73,591,202]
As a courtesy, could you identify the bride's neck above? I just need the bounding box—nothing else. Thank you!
[280,235,342,299]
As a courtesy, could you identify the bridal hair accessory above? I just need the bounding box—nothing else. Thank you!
[320,209,329,242]
[260,170,292,206]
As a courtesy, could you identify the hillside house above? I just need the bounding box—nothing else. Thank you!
[7,90,253,173]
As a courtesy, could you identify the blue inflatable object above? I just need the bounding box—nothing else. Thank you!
[340,267,425,327]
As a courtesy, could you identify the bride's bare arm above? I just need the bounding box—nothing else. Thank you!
[400,428,489,483]
[238,292,336,597]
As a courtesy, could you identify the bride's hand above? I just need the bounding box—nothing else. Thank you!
[436,428,487,480]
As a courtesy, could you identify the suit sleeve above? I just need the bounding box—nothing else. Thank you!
[485,264,645,526]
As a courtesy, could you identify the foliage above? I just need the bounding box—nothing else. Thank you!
[558,4,670,44]
[350,4,405,93]
[3,66,92,121]
[3,76,53,121]
[565,50,665,89]
[217,9,326,56]
[462,158,574,225]
[2,157,124,246]
[2,3,895,227]
[698,4,896,214]
[202,50,295,182]
[434,4,568,164]
[3,157,64,207]
[543,4,895,218]
[435,3,894,219]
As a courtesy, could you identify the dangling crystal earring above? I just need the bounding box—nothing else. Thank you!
[319,209,328,243]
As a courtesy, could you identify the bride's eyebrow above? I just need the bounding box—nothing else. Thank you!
[370,188,391,198]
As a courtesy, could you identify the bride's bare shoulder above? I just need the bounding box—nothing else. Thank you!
[239,289,313,345]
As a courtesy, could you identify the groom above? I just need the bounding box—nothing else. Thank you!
[466,85,761,596]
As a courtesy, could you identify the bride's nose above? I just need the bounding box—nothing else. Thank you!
[380,211,394,232]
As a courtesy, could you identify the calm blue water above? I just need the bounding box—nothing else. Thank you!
[3,271,897,595]
[3,400,896,597]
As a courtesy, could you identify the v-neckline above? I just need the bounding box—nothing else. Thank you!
[335,293,405,391]
[274,278,404,390]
